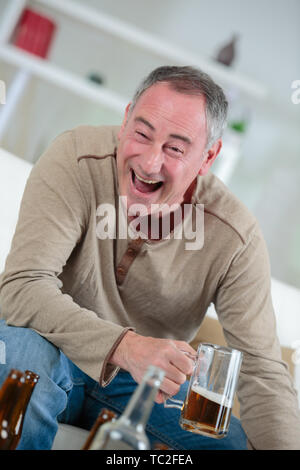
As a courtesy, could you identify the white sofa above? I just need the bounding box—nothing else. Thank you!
[1,147,299,448]
[0,147,89,449]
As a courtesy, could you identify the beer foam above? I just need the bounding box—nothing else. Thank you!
[191,384,232,408]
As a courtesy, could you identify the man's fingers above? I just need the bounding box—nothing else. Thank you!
[163,362,187,386]
[168,346,196,376]
[155,390,167,404]
[174,340,197,358]
[110,333,197,398]
[159,376,182,398]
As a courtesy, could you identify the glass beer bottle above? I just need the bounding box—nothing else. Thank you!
[88,365,165,450]
[82,408,117,450]
[17,370,40,446]
[0,369,39,450]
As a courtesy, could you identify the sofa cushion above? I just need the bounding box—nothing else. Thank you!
[0,148,32,273]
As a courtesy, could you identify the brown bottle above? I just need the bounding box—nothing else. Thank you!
[82,408,117,450]
[0,369,39,450]
[152,442,171,450]
[13,370,40,448]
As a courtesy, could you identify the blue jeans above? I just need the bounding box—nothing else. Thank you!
[0,319,247,450]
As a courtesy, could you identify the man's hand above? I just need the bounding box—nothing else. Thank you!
[109,331,196,403]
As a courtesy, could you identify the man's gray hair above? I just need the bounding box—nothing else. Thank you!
[130,65,228,150]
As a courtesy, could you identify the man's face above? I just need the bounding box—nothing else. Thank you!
[117,82,221,215]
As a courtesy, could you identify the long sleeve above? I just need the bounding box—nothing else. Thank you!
[215,224,300,449]
[0,130,132,385]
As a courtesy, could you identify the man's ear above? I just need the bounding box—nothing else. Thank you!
[198,139,222,176]
[118,102,132,140]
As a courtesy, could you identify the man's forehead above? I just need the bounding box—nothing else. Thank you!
[136,81,206,107]
[130,83,207,136]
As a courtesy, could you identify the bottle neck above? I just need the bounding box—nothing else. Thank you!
[15,383,36,417]
[0,371,25,422]
[0,370,39,450]
[0,371,38,426]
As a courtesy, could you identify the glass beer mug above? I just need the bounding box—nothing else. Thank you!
[164,343,243,439]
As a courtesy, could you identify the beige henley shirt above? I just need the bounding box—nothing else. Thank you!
[1,125,300,449]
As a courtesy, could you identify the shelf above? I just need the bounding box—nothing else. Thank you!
[0,43,128,114]
[31,0,268,101]
[3,0,297,123]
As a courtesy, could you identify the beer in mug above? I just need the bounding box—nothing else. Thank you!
[181,384,232,438]
[164,343,242,439]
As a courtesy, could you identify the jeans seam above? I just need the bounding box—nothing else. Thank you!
[87,389,185,450]
[56,377,74,393]
[70,378,85,386]
[56,383,74,424]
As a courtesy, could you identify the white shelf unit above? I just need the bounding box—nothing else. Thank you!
[0,43,129,113]
[0,0,269,103]
[0,0,270,179]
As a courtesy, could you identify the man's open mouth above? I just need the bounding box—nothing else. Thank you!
[131,169,163,194]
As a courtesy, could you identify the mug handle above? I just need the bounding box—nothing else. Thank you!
[163,349,197,410]
[163,396,184,409]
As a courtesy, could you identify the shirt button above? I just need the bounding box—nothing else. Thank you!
[127,248,135,256]
[117,266,126,276]
[132,238,142,247]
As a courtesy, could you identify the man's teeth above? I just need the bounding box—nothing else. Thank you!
[135,172,161,185]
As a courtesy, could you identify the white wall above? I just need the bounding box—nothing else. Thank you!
[79,0,300,101]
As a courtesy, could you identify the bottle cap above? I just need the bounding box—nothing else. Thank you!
[24,370,40,384]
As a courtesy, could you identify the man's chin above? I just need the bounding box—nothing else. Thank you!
[127,201,182,221]
[120,187,183,219]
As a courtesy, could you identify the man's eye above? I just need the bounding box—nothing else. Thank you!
[136,131,149,140]
[168,146,183,154]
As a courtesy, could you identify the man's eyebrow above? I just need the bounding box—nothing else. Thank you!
[134,116,155,131]
[169,133,192,145]
[134,116,191,144]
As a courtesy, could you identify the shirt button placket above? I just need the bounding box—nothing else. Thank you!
[116,238,144,285]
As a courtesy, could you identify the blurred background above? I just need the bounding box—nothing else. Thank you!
[0,1,299,360]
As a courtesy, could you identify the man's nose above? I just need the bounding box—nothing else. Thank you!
[140,145,164,175]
